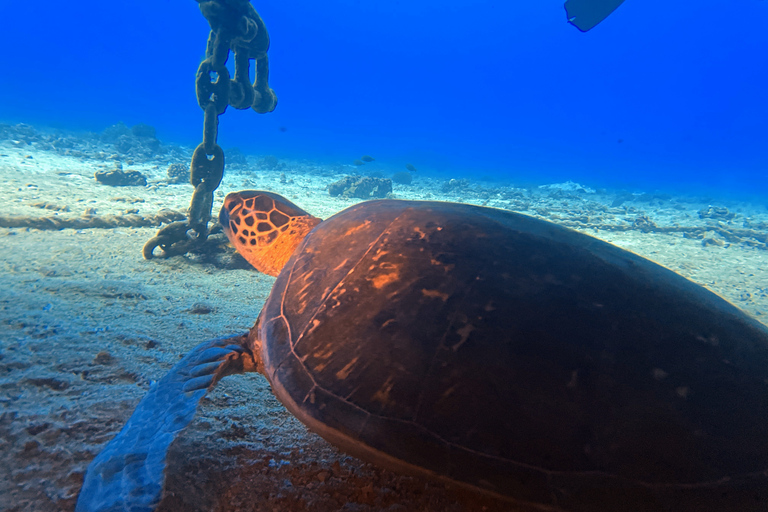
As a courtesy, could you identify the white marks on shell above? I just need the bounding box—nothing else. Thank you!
[295,271,320,315]
[566,370,579,389]
[451,323,475,352]
[335,356,359,380]
[302,341,335,371]
[696,333,719,347]
[297,277,314,297]
[326,288,346,310]
[332,258,349,272]
[421,288,449,302]
[651,367,690,399]
[371,249,388,262]
[306,318,322,338]
[368,261,400,289]
[342,219,372,237]
[441,383,459,400]
[371,374,397,406]
[429,258,454,273]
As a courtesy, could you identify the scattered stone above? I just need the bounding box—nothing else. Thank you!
[189,303,215,315]
[635,192,672,204]
[99,122,163,160]
[30,202,70,212]
[93,351,115,365]
[26,377,69,391]
[131,123,156,139]
[226,147,248,168]
[539,181,595,194]
[101,122,132,142]
[111,197,145,204]
[632,215,657,231]
[26,423,50,436]
[699,206,735,221]
[702,231,726,247]
[94,169,147,187]
[611,194,633,207]
[440,178,470,194]
[391,171,412,185]
[257,155,283,170]
[328,176,392,199]
[701,238,725,247]
[167,163,190,184]
[21,440,40,456]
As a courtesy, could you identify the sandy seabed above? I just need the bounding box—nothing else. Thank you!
[0,130,766,512]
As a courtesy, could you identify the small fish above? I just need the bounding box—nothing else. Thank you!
[353,160,365,166]
[361,155,375,162]
[405,163,417,172]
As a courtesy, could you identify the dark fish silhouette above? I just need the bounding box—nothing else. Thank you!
[564,0,625,31]
[405,163,417,172]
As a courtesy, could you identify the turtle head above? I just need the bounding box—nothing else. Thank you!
[219,191,321,276]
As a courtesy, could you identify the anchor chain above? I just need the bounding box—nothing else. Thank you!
[144,0,277,259]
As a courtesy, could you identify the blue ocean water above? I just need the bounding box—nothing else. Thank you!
[0,0,766,198]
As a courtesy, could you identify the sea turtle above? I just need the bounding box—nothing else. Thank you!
[77,191,768,512]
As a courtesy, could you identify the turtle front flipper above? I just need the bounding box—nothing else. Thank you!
[76,334,251,512]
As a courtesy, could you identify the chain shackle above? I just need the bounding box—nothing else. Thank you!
[190,143,225,194]
[229,50,256,110]
[195,59,230,115]
[142,221,198,260]
[252,54,277,113]
[188,142,223,232]
[202,103,220,154]
[235,14,259,44]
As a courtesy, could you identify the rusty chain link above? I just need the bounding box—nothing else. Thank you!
[143,0,277,259]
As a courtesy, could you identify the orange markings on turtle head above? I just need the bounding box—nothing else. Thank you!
[220,191,321,276]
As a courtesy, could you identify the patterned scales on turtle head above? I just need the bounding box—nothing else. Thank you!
[220,190,321,276]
